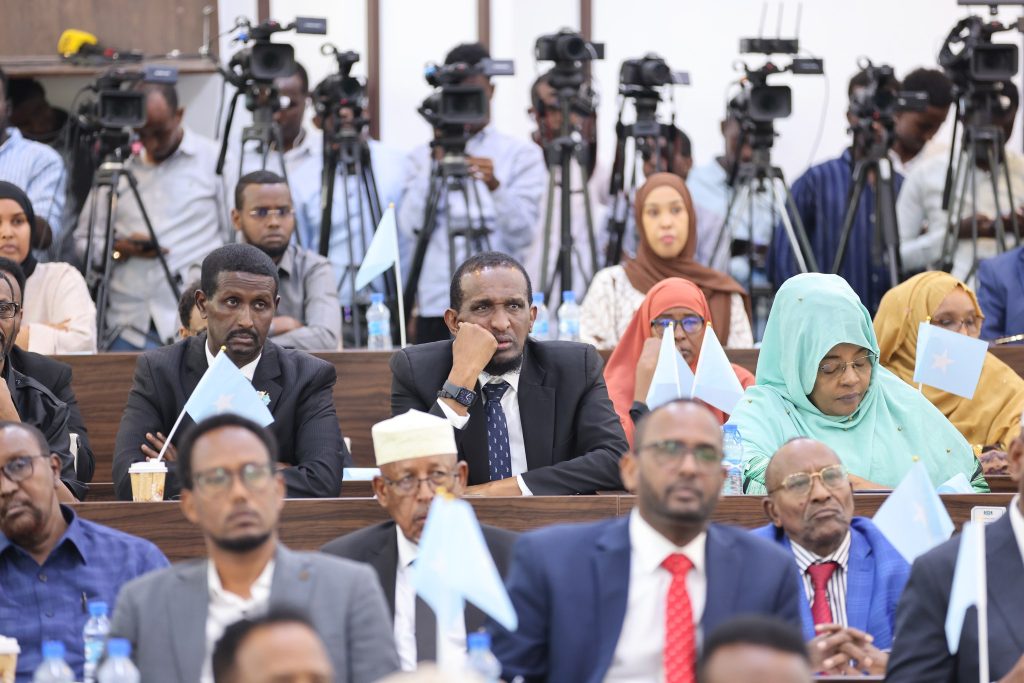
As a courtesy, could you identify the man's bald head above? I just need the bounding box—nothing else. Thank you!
[764,438,840,492]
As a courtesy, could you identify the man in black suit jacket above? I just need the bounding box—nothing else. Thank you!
[391,251,627,495]
[113,244,348,500]
[886,429,1024,683]
[322,409,516,671]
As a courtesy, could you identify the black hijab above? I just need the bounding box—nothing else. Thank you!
[0,181,38,278]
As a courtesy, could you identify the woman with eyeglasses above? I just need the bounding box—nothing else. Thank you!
[604,277,754,444]
[579,173,752,350]
[0,181,96,353]
[727,273,986,495]
[874,271,1023,474]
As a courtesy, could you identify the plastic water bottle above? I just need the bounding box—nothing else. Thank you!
[557,291,580,342]
[97,639,139,683]
[531,292,550,340]
[722,424,745,495]
[32,641,73,683]
[366,293,393,350]
[83,600,110,683]
[464,632,501,682]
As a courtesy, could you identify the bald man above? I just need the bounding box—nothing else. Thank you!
[752,438,910,676]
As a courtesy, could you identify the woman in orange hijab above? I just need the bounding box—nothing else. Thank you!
[604,277,755,444]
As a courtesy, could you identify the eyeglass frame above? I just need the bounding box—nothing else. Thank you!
[930,316,981,334]
[767,464,850,496]
[636,439,723,468]
[650,315,705,336]
[246,206,294,220]
[191,462,276,494]
[0,454,48,484]
[0,301,22,319]
[380,470,458,496]
[817,352,876,378]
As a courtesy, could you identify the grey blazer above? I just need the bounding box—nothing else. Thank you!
[109,544,400,683]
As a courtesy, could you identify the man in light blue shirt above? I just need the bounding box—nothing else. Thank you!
[399,43,545,343]
[0,68,67,242]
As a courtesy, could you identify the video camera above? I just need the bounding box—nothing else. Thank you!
[313,45,367,122]
[619,54,688,93]
[76,65,178,131]
[730,38,822,126]
[224,16,326,88]
[418,58,513,133]
[848,59,928,128]
[535,28,603,93]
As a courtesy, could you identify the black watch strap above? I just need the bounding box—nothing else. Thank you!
[438,380,476,407]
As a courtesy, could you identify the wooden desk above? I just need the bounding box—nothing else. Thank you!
[71,493,1011,562]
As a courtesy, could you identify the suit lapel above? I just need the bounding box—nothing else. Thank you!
[845,529,874,633]
[702,525,742,638]
[252,342,283,414]
[365,523,400,619]
[269,545,315,612]
[987,515,1024,651]
[518,343,555,471]
[169,561,209,683]
[184,335,210,398]
[591,518,631,678]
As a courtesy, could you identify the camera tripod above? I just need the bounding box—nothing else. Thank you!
[81,147,181,351]
[538,80,600,301]
[404,137,492,324]
[831,129,902,288]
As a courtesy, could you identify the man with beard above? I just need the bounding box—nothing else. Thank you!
[752,438,910,676]
[0,421,167,680]
[489,399,802,681]
[109,414,399,683]
[232,171,340,351]
[112,243,349,500]
[322,409,516,671]
[390,251,627,495]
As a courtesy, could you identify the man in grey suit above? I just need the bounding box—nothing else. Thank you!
[322,410,516,671]
[110,413,399,683]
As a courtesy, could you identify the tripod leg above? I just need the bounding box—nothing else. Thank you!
[338,163,362,347]
[124,172,180,305]
[968,143,981,281]
[539,170,557,296]
[465,177,492,253]
[831,162,869,275]
[579,166,599,284]
[775,173,819,273]
[712,182,746,269]
[875,160,902,286]
[95,180,120,349]
[999,148,1022,247]
[319,150,338,258]
[403,173,444,322]
[943,148,970,271]
[985,144,1008,255]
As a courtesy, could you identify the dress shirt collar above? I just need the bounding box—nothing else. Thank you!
[628,508,706,578]
[205,341,261,381]
[790,530,852,573]
[276,243,298,278]
[207,556,275,602]
[396,524,418,570]
[1009,494,1024,569]
[468,124,494,146]
[0,504,87,565]
[139,126,202,165]
[0,127,24,152]
[479,366,521,393]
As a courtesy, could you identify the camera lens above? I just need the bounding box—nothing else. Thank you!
[556,34,588,62]
[640,60,670,87]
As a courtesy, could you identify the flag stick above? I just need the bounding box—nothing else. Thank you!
[976,522,989,683]
[388,203,407,348]
[156,408,187,462]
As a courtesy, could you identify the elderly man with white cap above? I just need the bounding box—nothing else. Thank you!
[321,409,518,672]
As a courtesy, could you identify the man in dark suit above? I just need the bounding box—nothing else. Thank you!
[391,251,627,495]
[977,245,1024,341]
[490,399,803,682]
[752,438,910,676]
[322,409,516,671]
[112,244,348,500]
[886,428,1024,683]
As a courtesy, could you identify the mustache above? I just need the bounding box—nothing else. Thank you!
[228,330,258,342]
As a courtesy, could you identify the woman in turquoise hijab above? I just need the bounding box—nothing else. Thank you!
[728,273,987,494]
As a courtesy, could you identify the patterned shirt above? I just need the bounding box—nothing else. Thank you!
[0,506,168,680]
[0,127,67,235]
[791,531,852,628]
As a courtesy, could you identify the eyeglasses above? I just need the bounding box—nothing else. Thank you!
[192,462,274,494]
[770,464,849,496]
[637,440,722,468]
[0,301,21,319]
[247,207,293,219]
[817,353,875,377]
[0,454,47,484]
[650,315,705,336]
[931,316,980,334]
[381,471,456,496]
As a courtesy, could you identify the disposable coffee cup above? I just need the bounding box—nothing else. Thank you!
[129,460,168,502]
[0,636,20,683]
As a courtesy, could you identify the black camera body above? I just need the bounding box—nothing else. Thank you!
[849,61,928,126]
[940,15,1019,89]
[313,47,367,123]
[79,65,178,131]
[418,58,514,134]
[535,29,603,64]
[731,39,822,126]
[619,54,688,91]
[226,17,326,88]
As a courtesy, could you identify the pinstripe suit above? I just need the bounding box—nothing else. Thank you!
[112,335,349,500]
[752,516,911,648]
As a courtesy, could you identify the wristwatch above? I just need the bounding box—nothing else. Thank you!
[437,380,476,407]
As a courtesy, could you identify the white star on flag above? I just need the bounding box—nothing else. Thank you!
[931,350,954,373]
[214,394,235,412]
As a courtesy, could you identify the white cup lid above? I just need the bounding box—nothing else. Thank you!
[129,460,168,474]
[0,635,20,654]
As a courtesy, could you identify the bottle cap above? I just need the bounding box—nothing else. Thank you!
[370,293,385,304]
[532,292,545,304]
[467,631,491,650]
[722,424,739,435]
[42,640,65,660]
[107,638,132,658]
[88,600,109,618]
[562,291,575,303]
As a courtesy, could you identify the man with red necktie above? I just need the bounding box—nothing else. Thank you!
[489,399,803,682]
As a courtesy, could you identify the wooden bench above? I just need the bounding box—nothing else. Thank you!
[59,345,1024,485]
[71,493,1012,562]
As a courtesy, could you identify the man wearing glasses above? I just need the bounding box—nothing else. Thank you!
[109,413,399,683]
[322,409,516,672]
[753,437,910,677]
[490,399,801,682]
[232,171,341,351]
[0,421,168,680]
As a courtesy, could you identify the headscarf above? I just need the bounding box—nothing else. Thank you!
[874,271,1024,449]
[726,273,985,494]
[622,173,750,344]
[0,181,38,278]
[604,277,755,444]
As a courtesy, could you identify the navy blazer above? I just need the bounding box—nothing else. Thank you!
[887,513,1024,683]
[977,245,1024,340]
[752,516,910,647]
[490,516,803,683]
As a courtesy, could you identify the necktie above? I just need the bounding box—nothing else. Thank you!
[807,561,839,626]
[414,595,436,661]
[482,381,512,481]
[662,553,695,683]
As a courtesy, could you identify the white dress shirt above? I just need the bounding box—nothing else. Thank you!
[604,509,707,683]
[205,342,261,381]
[791,531,852,627]
[1009,495,1024,571]
[394,526,467,671]
[436,368,531,495]
[201,558,275,683]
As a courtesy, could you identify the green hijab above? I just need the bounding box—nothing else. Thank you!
[728,273,986,494]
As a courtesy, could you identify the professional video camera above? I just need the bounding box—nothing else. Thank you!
[616,53,688,140]
[940,12,1020,93]
[417,58,513,139]
[313,45,366,120]
[535,28,603,92]
[224,16,326,89]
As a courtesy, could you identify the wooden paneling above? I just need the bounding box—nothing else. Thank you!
[366,0,381,140]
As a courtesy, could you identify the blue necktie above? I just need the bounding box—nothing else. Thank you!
[483,380,512,481]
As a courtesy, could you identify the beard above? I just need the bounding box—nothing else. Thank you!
[210,530,272,554]
[0,501,45,546]
[485,349,524,376]
[257,242,288,260]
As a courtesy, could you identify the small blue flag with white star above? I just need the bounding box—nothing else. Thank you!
[912,322,987,399]
[183,349,274,427]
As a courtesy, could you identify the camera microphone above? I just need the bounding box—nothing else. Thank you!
[57,28,143,63]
